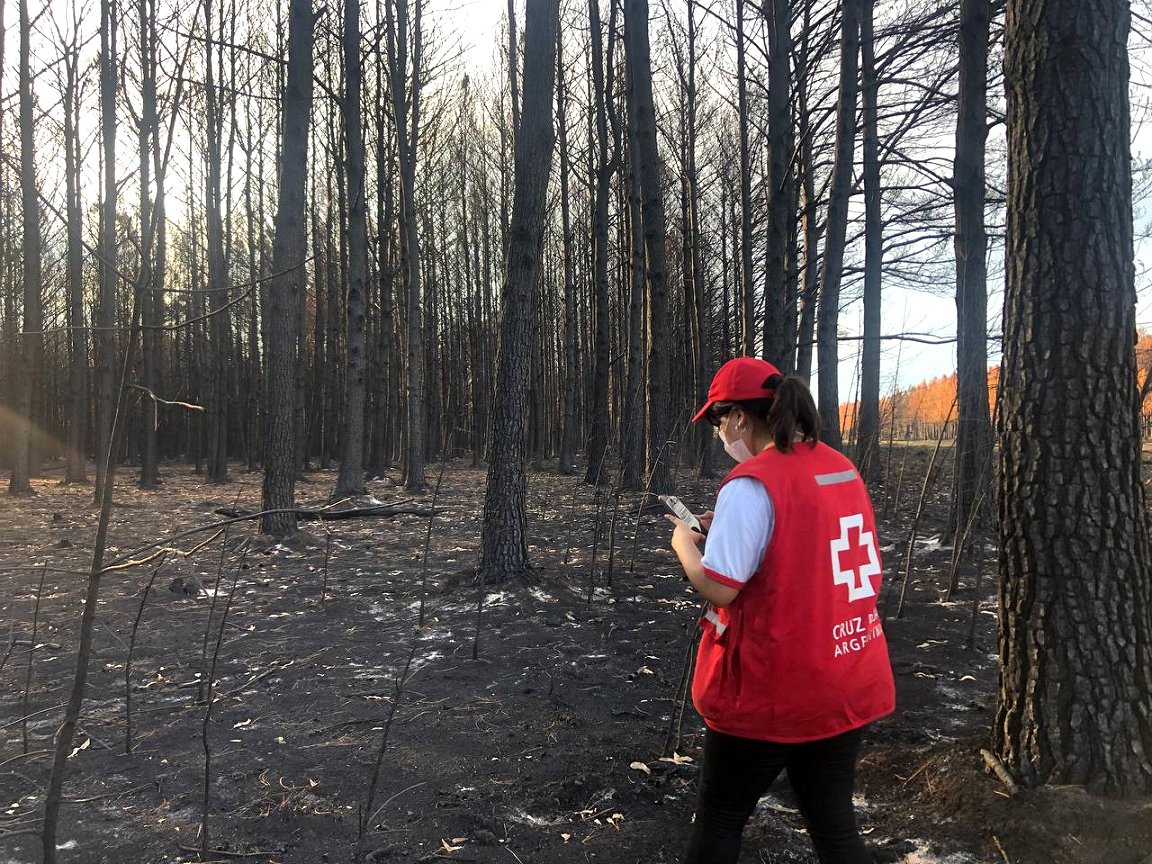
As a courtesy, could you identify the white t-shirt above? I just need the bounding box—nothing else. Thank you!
[699,477,775,589]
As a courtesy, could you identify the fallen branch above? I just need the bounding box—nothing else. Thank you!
[0,749,52,767]
[65,782,153,804]
[0,828,40,840]
[178,845,281,859]
[213,504,431,521]
[992,833,1011,864]
[101,505,403,570]
[367,780,429,826]
[899,759,933,787]
[127,384,204,412]
[215,661,295,700]
[980,748,1019,796]
[1,703,68,731]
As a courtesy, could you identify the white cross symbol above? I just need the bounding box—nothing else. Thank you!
[830,514,881,602]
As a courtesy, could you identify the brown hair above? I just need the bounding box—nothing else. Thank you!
[725,375,821,453]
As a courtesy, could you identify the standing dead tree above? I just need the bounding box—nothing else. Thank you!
[7,0,42,496]
[383,0,428,492]
[816,0,860,451]
[334,0,370,498]
[479,0,562,583]
[94,0,118,503]
[761,0,795,371]
[624,0,673,495]
[949,0,994,541]
[261,0,316,538]
[582,0,619,487]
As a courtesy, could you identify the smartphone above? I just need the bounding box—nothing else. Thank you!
[659,495,706,535]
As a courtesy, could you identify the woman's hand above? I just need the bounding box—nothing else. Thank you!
[665,512,739,608]
[665,514,706,553]
[698,510,715,533]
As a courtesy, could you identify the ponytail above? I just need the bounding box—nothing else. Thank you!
[766,375,820,452]
[729,374,821,453]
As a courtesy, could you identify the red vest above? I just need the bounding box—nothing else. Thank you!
[692,441,896,742]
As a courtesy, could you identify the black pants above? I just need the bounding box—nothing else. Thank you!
[682,726,871,864]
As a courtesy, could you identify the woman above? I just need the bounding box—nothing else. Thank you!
[666,356,895,864]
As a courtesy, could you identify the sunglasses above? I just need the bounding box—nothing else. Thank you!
[706,405,735,427]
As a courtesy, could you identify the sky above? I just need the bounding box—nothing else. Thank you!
[451,0,506,70]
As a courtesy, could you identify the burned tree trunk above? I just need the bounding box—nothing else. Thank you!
[997,0,1152,795]
[94,0,118,501]
[261,0,315,537]
[204,0,230,484]
[951,0,994,538]
[735,0,755,356]
[856,0,882,481]
[815,0,859,450]
[583,0,616,486]
[8,0,42,496]
[63,36,88,485]
[138,0,160,489]
[624,0,672,493]
[335,0,369,498]
[384,0,427,491]
[479,0,561,583]
[762,0,793,369]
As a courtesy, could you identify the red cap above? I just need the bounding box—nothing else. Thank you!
[691,357,783,423]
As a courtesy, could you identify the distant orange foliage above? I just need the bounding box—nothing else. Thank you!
[1137,333,1152,435]
[840,368,999,440]
[1138,332,1152,400]
[843,331,1152,441]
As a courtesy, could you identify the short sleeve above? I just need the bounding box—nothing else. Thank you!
[699,477,775,590]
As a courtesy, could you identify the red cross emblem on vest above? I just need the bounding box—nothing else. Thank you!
[830,514,881,602]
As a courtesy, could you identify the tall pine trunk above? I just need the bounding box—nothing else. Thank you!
[735,0,755,356]
[261,0,314,537]
[243,112,261,473]
[621,91,646,492]
[583,0,616,485]
[138,0,160,489]
[63,38,88,484]
[370,28,397,474]
[856,0,882,481]
[385,0,426,491]
[682,0,711,478]
[997,0,1152,795]
[204,0,230,483]
[762,0,793,369]
[335,0,369,497]
[8,0,41,496]
[557,27,579,476]
[951,0,994,538]
[816,0,860,450]
[625,0,672,493]
[95,0,118,501]
[795,0,819,380]
[479,0,561,583]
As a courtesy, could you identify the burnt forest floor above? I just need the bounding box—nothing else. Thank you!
[1,447,1150,864]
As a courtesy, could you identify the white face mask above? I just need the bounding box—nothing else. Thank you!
[719,415,755,463]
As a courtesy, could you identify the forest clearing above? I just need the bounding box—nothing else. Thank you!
[0,453,1147,864]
